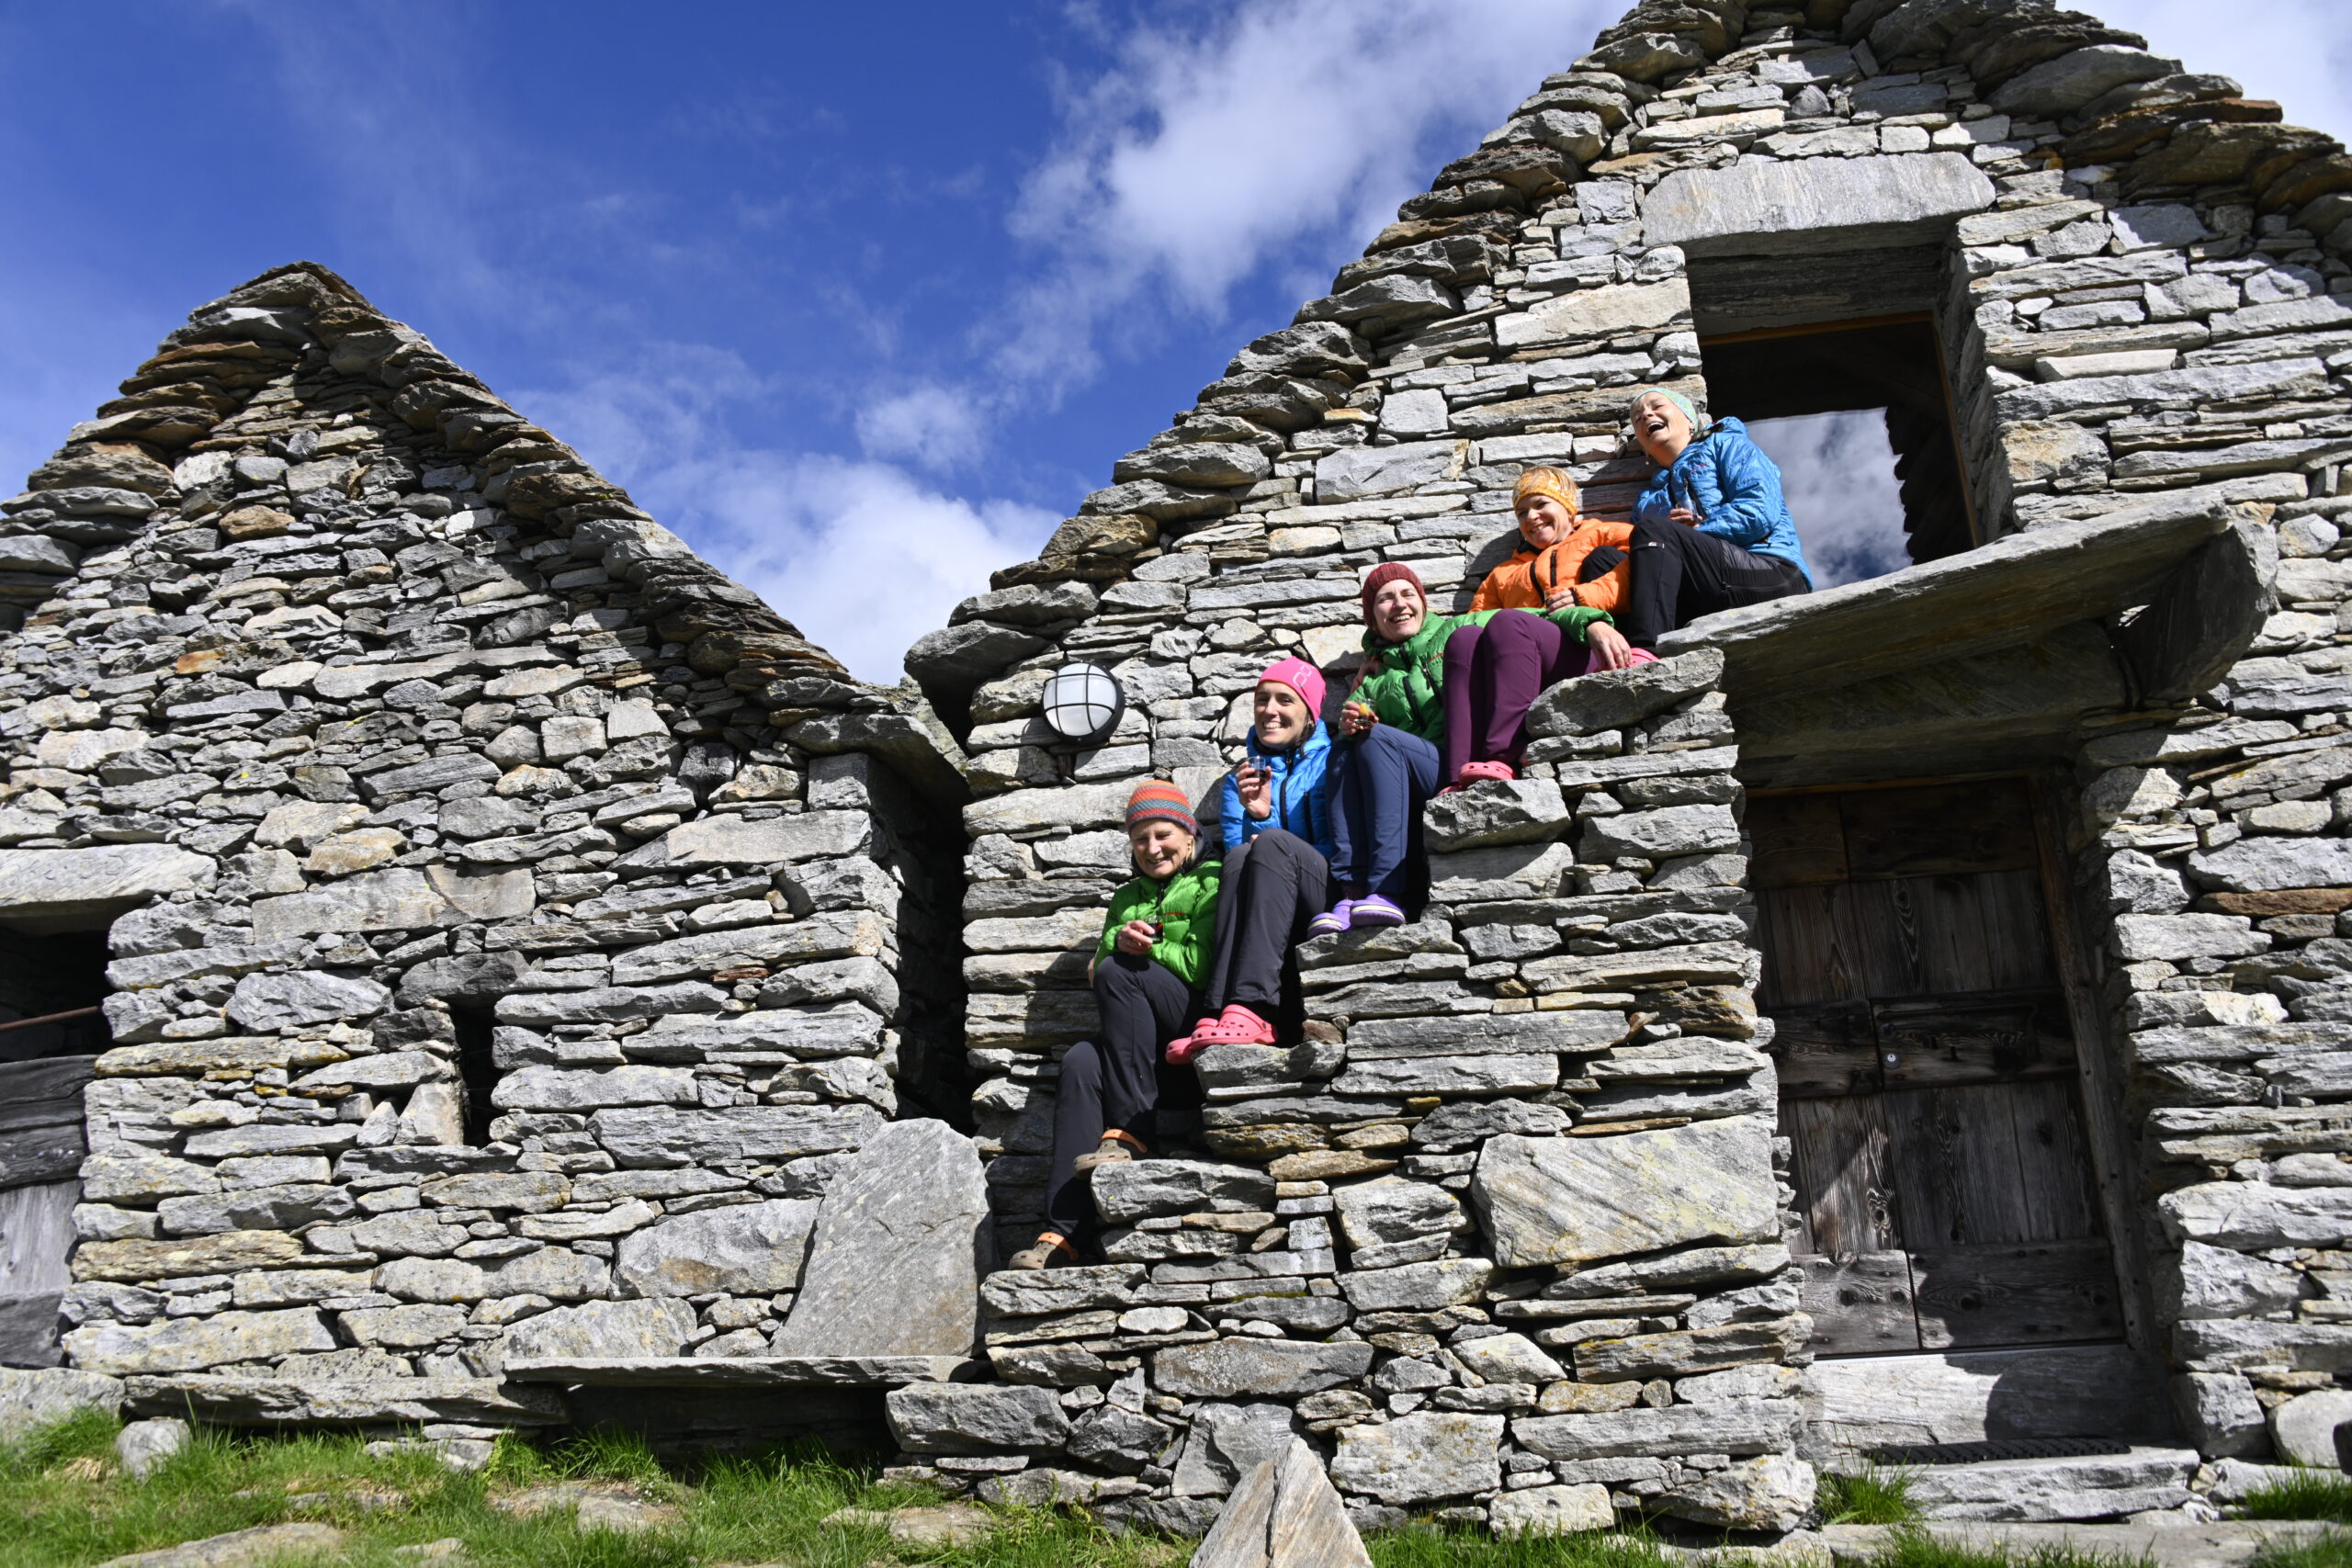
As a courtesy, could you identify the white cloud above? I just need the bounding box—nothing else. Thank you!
[997,0,1612,392]
[856,383,989,469]
[1744,412,1910,591]
[513,350,1057,684]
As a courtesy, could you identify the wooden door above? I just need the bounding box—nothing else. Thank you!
[0,1055,95,1367]
[1752,781,2122,1356]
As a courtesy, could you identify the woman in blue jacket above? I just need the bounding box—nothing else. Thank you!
[1620,388,1814,649]
[1176,657,1336,1054]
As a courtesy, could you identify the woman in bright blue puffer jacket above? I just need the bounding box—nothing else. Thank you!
[1620,387,1814,649]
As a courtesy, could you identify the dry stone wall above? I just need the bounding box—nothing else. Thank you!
[906,0,2352,1532]
[0,264,971,1453]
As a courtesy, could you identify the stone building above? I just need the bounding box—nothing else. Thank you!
[4,0,2352,1535]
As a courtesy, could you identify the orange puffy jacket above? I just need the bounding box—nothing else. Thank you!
[1470,519,1636,615]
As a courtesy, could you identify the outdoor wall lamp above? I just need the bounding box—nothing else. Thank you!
[1040,661,1125,747]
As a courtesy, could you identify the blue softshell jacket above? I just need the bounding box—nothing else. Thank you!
[1216,719,1336,860]
[1632,415,1815,585]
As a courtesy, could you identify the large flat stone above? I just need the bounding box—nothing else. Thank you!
[1330,1411,1504,1505]
[0,1366,123,1438]
[63,1309,334,1375]
[1796,1346,2173,1459]
[771,1118,989,1358]
[589,1103,883,1166]
[1472,1117,1777,1268]
[0,845,213,933]
[628,811,872,869]
[1497,279,1691,348]
[1901,1447,2199,1523]
[1155,1339,1375,1398]
[887,1382,1069,1454]
[504,1299,696,1360]
[615,1198,819,1297]
[119,1373,563,1426]
[1655,488,2242,702]
[1092,1161,1278,1226]
[89,1522,347,1568]
[1645,152,1994,256]
[1512,1397,1799,1460]
[502,1355,971,1386]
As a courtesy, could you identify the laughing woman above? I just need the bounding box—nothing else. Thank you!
[1618,387,1813,649]
[1317,563,1614,932]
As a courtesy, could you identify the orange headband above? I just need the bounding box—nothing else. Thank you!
[1513,467,1579,516]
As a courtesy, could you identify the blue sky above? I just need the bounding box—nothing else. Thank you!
[1,2,2346,679]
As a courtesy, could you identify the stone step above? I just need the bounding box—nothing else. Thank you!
[501,1355,972,1387]
[1900,1446,2201,1522]
[1822,1519,2338,1568]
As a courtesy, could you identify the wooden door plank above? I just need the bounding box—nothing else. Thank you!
[1758,886,1873,1007]
[1977,868,2059,990]
[1841,780,2039,878]
[1748,794,1849,888]
[2006,1077,2106,1241]
[1908,874,2000,994]
[0,1056,95,1136]
[1787,1097,1902,1254]
[1883,1085,2032,1248]
[1797,1251,1921,1356]
[2029,775,2156,1355]
[1771,1005,1882,1099]
[1845,881,1928,998]
[1912,1239,2125,1348]
[1877,990,2076,1090]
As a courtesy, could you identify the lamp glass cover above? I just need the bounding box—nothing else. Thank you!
[1041,661,1123,742]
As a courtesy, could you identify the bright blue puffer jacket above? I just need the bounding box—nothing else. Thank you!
[1632,415,1814,585]
[1216,720,1335,861]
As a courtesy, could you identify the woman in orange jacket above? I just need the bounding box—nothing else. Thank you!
[1471,467,1634,616]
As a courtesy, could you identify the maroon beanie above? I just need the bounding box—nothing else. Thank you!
[1359,562,1425,626]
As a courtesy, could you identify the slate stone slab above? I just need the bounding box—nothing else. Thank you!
[1189,1438,1372,1568]
[1473,1117,1778,1268]
[615,1198,819,1297]
[0,845,212,931]
[772,1118,989,1357]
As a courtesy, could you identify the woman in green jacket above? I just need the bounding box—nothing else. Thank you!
[1011,781,1221,1270]
[1315,563,1619,933]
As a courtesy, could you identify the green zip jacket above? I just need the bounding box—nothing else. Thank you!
[1094,859,1223,989]
[1354,605,1612,741]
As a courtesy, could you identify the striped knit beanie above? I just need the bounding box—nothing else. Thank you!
[1125,781,1197,839]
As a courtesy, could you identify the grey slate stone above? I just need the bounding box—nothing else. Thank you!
[615,1199,820,1297]
[1173,1402,1304,1497]
[771,1118,989,1357]
[1331,1412,1504,1505]
[1154,1339,1375,1398]
[589,1104,882,1166]
[0,845,213,931]
[1187,1438,1372,1568]
[223,972,392,1032]
[0,1367,123,1438]
[1425,781,1571,852]
[1644,153,1994,255]
[1525,650,1724,739]
[2269,1389,2352,1468]
[886,1382,1070,1454]
[1091,1161,1278,1226]
[1474,1118,1778,1268]
[504,1300,697,1361]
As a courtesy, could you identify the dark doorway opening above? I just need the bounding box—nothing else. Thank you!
[0,930,111,1063]
[1697,316,1975,589]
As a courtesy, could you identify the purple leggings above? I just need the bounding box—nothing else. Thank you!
[1442,610,1579,782]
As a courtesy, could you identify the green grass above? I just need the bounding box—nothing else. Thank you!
[1817,1466,1921,1527]
[1368,1523,1668,1568]
[2255,1532,2352,1568]
[2242,1471,2352,1526]
[1853,1528,2149,1568]
[0,1412,944,1568]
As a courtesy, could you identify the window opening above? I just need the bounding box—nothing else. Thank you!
[449,1005,499,1146]
[0,931,111,1063]
[1698,317,1975,589]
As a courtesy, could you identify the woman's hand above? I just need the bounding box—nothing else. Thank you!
[1668,507,1702,526]
[1544,584,1580,611]
[1339,700,1378,737]
[1236,763,1273,820]
[1114,919,1158,956]
[1585,622,1636,671]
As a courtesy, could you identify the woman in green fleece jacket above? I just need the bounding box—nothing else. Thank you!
[1010,781,1222,1271]
[1316,562,1618,933]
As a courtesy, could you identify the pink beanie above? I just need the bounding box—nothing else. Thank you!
[1257,657,1327,719]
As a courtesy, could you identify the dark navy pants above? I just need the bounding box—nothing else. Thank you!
[1329,722,1441,901]
[1044,953,1200,1241]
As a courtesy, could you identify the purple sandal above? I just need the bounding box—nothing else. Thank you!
[1307,899,1356,937]
[1350,894,1407,928]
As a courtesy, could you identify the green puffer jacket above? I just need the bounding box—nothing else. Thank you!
[1094,859,1223,988]
[1353,606,1612,741]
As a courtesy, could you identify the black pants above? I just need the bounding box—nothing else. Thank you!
[1045,953,1201,1240]
[1617,517,1809,649]
[1204,829,1335,1029]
